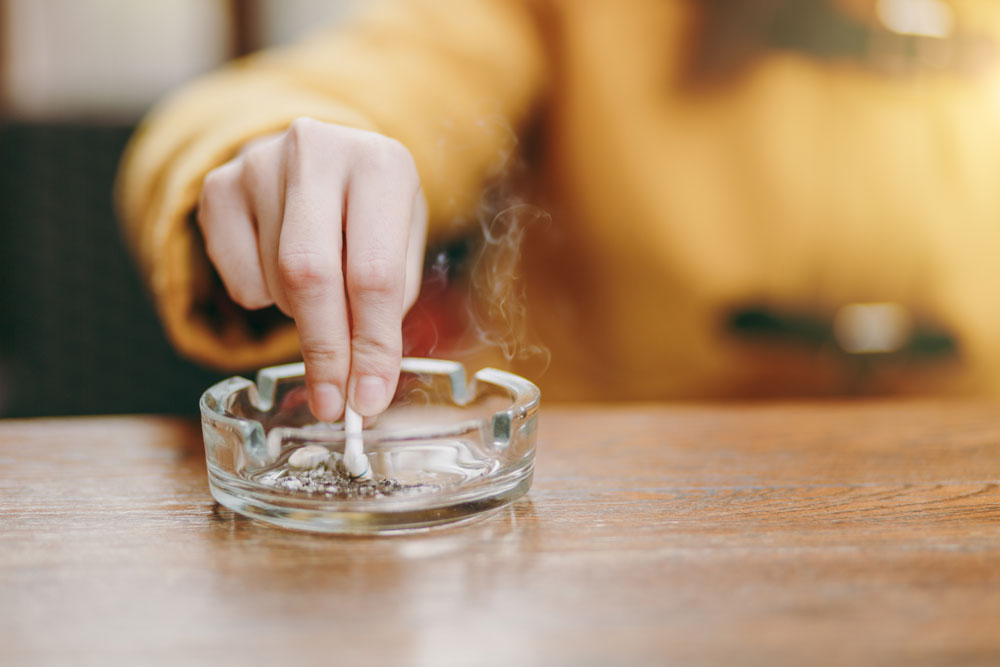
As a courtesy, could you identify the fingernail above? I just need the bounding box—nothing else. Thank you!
[351,376,388,416]
[311,383,343,422]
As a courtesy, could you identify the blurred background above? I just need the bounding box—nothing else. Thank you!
[0,0,359,417]
[0,0,992,416]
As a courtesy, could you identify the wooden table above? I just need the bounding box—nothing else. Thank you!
[3,401,1000,666]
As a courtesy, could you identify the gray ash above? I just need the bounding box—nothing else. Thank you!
[259,466,432,500]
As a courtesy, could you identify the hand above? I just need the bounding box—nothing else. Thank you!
[198,118,427,419]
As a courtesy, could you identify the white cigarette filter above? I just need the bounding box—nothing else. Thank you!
[342,404,372,479]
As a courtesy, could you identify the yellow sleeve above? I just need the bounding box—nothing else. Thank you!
[115,0,546,371]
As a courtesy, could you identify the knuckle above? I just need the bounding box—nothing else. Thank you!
[286,117,320,148]
[285,118,339,178]
[348,254,401,297]
[375,135,409,162]
[300,338,350,374]
[356,135,417,180]
[352,331,402,370]
[201,166,225,195]
[240,150,269,190]
[277,250,337,292]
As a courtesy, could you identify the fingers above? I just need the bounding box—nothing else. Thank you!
[203,120,424,422]
[276,126,352,422]
[240,135,291,316]
[344,142,419,416]
[198,162,272,310]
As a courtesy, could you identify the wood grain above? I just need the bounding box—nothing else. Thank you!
[2,401,1000,666]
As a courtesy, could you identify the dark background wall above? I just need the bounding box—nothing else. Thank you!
[0,124,227,417]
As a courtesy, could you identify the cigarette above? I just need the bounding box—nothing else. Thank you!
[342,404,372,479]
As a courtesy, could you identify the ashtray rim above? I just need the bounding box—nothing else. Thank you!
[198,358,541,534]
[200,357,540,447]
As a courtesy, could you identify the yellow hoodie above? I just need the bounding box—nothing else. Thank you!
[117,0,1000,400]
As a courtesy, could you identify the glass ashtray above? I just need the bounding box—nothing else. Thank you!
[200,358,540,534]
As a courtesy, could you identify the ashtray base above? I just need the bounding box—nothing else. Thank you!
[207,466,533,534]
